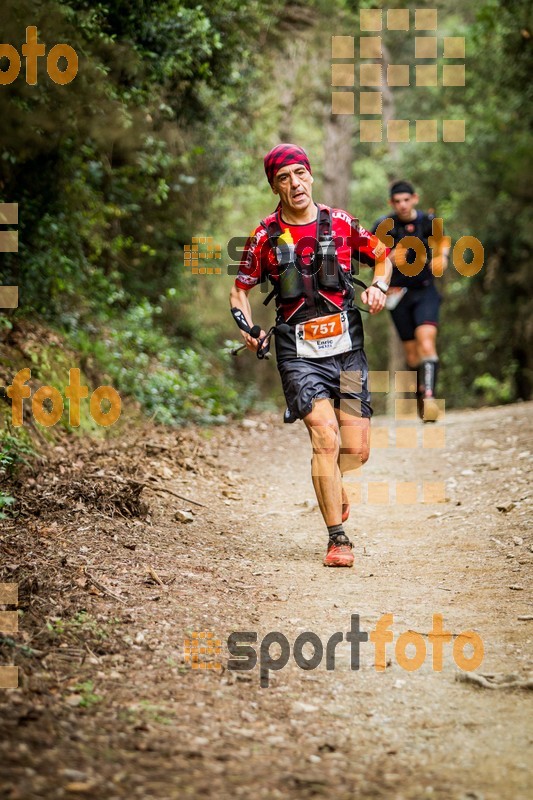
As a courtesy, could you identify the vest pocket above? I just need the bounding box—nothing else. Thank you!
[279,262,305,301]
[317,239,342,290]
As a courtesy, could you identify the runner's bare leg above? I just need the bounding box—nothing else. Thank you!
[335,406,370,490]
[303,399,342,526]
[303,399,370,527]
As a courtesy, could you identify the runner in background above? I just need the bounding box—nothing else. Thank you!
[372,181,449,422]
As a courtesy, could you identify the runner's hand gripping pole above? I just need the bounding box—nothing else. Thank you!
[230,307,270,358]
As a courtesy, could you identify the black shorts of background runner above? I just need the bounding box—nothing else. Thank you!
[390,283,442,342]
[277,348,372,421]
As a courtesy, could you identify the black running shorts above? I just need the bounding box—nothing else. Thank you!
[390,283,442,341]
[277,348,372,421]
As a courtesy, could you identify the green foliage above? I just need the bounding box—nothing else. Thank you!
[69,299,256,424]
[0,493,15,519]
[46,611,111,641]
[473,373,513,405]
[72,680,102,708]
[345,0,532,406]
[1,0,277,320]
[0,430,35,477]
[0,428,36,517]
[0,0,278,422]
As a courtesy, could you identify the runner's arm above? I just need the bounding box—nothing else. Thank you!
[372,216,398,266]
[229,285,266,351]
[427,215,450,277]
[361,256,393,314]
[372,254,393,285]
[229,227,267,351]
[351,220,393,314]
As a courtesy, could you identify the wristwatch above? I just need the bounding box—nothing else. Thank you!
[372,280,389,294]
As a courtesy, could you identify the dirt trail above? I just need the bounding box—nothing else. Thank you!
[1,403,532,800]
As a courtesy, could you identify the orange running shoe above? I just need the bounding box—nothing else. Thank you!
[323,535,354,567]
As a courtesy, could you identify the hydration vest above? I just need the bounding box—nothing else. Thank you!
[260,205,356,324]
[377,210,435,287]
[389,210,435,252]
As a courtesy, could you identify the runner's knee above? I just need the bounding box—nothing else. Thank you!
[418,341,437,358]
[341,442,369,465]
[403,341,418,368]
[338,421,370,468]
[308,418,340,457]
[415,327,437,358]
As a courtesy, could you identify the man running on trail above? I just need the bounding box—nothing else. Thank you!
[229,143,392,568]
[372,180,449,422]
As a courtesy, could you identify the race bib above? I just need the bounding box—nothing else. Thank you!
[295,312,352,359]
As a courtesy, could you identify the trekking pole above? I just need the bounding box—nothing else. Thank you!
[255,327,274,360]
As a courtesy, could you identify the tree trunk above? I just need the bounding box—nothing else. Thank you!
[321,114,354,210]
[381,43,399,165]
[379,42,406,412]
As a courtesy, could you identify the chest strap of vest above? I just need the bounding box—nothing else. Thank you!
[260,206,332,307]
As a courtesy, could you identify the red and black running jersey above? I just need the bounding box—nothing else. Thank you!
[235,206,388,311]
